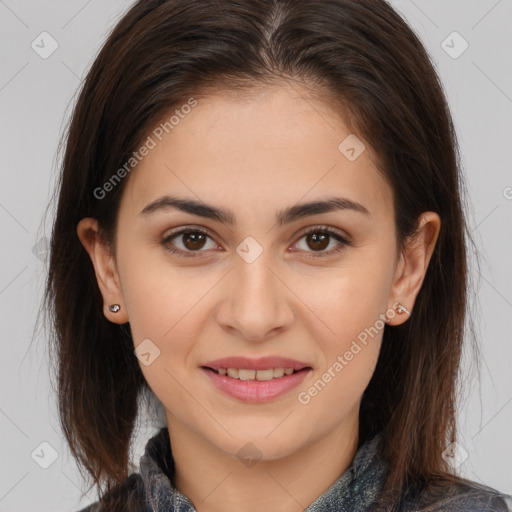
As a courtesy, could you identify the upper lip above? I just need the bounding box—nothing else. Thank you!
[202,356,311,371]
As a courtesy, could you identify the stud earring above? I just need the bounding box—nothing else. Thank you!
[395,303,411,315]
[109,304,121,313]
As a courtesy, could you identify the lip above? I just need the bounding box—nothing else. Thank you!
[201,366,311,402]
[202,356,311,371]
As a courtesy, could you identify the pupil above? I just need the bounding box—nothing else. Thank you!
[184,232,206,250]
[308,233,328,251]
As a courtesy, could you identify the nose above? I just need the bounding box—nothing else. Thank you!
[215,251,295,343]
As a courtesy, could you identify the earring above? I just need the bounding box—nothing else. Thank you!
[395,303,411,315]
[109,304,121,313]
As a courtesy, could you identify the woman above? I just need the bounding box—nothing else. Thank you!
[44,0,512,510]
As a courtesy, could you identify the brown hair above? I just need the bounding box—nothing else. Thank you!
[43,0,480,509]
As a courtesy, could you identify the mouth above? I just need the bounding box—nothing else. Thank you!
[200,356,312,402]
[201,366,309,381]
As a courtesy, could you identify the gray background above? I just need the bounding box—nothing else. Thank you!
[0,0,511,510]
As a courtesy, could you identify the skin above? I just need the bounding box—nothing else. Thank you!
[77,81,440,512]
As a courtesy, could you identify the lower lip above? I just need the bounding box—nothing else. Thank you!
[201,367,311,402]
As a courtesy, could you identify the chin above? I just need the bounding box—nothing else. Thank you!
[209,425,304,462]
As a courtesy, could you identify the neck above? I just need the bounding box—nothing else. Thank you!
[166,411,360,512]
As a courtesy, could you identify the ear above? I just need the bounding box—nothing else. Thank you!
[386,211,441,326]
[76,217,129,324]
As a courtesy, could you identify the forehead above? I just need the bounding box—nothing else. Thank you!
[119,83,392,221]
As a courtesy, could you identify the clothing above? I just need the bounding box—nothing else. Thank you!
[78,427,512,512]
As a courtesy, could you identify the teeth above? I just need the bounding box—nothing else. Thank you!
[273,368,284,378]
[216,367,297,380]
[255,369,274,381]
[239,369,256,381]
[227,368,239,379]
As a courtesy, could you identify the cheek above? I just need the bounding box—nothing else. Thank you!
[296,284,385,415]
[119,258,206,413]
[292,246,393,336]
[317,288,385,397]
[299,340,382,418]
[291,248,391,402]
[116,247,204,377]
[117,247,233,387]
[119,243,202,336]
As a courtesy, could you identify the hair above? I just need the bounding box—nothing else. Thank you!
[43,0,482,510]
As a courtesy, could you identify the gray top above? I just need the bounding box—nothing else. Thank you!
[79,427,512,511]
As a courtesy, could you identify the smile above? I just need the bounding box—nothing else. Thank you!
[201,366,311,402]
[213,367,297,380]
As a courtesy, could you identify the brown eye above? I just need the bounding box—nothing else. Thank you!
[181,231,208,250]
[161,228,217,257]
[293,227,351,258]
[161,225,350,259]
[305,232,330,251]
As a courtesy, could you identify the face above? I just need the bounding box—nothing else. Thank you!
[82,82,422,461]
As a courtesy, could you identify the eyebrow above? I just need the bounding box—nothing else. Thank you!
[139,195,370,225]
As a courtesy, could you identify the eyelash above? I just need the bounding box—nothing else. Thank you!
[160,225,351,259]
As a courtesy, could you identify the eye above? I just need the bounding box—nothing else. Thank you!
[160,225,351,258]
[161,227,218,258]
[292,225,351,258]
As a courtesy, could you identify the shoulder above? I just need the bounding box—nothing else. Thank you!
[76,473,148,512]
[402,478,512,512]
